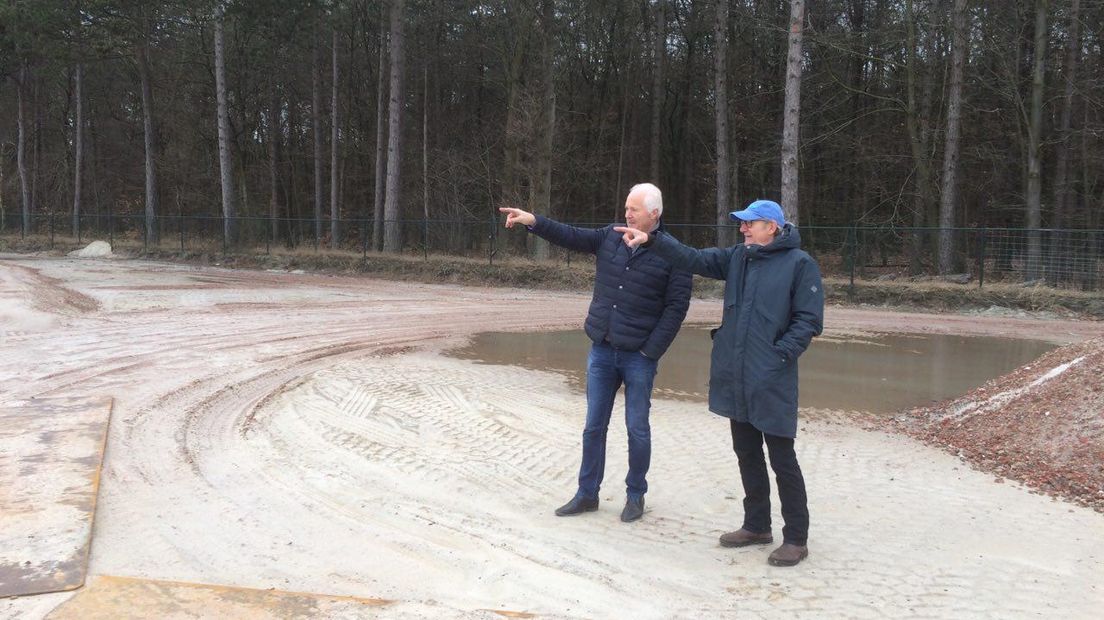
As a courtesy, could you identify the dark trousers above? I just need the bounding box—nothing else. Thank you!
[730,420,809,545]
[577,342,657,500]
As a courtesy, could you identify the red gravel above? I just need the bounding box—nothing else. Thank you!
[893,337,1104,513]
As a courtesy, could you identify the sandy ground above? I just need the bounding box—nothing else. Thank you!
[2,254,1103,619]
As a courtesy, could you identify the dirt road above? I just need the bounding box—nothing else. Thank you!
[2,255,1102,618]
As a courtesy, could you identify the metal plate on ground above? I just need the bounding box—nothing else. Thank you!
[45,576,395,619]
[0,397,113,597]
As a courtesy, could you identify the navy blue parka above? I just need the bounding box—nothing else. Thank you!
[648,224,824,437]
[529,215,692,359]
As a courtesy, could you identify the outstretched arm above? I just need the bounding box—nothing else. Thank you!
[502,207,604,254]
[614,226,732,280]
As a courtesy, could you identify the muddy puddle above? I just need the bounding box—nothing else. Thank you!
[449,327,1056,414]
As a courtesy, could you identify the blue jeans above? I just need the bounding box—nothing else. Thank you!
[576,341,658,501]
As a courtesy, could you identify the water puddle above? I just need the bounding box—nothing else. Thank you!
[449,327,1056,414]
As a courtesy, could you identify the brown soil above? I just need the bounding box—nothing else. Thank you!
[892,337,1104,513]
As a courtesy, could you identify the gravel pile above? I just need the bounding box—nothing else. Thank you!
[893,337,1104,513]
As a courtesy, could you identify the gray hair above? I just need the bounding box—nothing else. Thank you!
[628,183,663,216]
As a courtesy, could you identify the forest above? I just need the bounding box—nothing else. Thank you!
[1,1,1101,274]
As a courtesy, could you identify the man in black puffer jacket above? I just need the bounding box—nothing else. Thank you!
[499,183,692,523]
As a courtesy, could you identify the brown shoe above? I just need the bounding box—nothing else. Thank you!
[767,543,809,566]
[719,528,773,548]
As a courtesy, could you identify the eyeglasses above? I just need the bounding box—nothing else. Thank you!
[739,219,766,228]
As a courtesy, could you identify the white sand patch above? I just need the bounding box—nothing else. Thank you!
[67,241,113,258]
[947,356,1086,422]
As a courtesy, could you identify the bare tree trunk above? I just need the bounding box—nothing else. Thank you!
[268,80,281,244]
[372,14,388,252]
[17,66,31,234]
[312,23,324,247]
[780,0,804,224]
[382,0,405,253]
[214,3,236,247]
[72,62,84,236]
[649,0,665,182]
[138,30,159,244]
[714,0,732,247]
[1025,0,1047,280]
[330,28,341,247]
[938,0,968,275]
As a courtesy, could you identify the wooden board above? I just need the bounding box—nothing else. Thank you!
[0,397,112,597]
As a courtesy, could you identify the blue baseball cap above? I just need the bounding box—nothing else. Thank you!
[729,200,786,227]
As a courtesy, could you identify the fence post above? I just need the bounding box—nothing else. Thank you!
[848,225,856,301]
[980,227,989,286]
[108,203,113,248]
[49,212,55,248]
[423,218,429,262]
[488,214,496,266]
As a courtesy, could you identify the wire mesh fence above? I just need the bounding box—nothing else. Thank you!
[2,212,1102,291]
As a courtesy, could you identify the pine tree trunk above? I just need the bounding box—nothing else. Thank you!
[214,3,236,247]
[714,0,731,247]
[905,0,933,275]
[372,13,388,252]
[330,28,341,247]
[17,65,31,234]
[382,0,405,253]
[422,67,429,255]
[268,80,281,244]
[312,23,324,247]
[780,0,804,224]
[138,30,159,244]
[311,24,322,246]
[938,0,968,275]
[529,0,556,261]
[72,62,84,237]
[1025,0,1047,280]
[1050,0,1079,284]
[649,0,665,183]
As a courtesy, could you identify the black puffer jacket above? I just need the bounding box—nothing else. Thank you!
[529,216,692,359]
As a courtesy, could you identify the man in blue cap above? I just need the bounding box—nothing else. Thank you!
[615,199,823,567]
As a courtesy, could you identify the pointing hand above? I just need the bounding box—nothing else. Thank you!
[498,207,536,229]
[614,226,649,248]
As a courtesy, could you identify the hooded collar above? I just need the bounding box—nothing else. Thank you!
[745,223,801,258]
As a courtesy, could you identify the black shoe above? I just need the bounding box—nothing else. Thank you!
[620,496,644,522]
[555,496,599,516]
